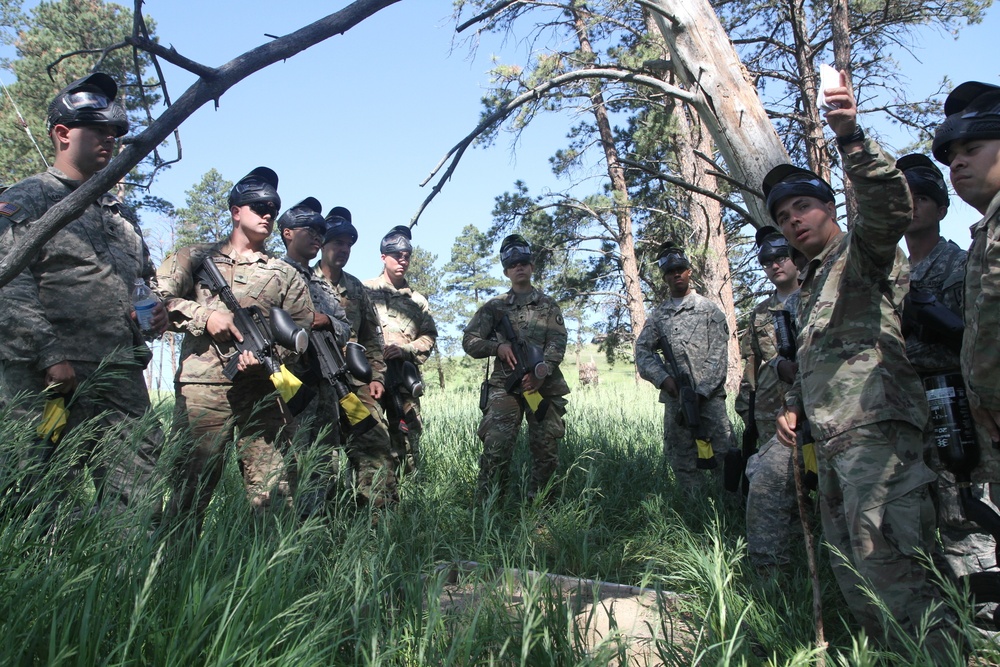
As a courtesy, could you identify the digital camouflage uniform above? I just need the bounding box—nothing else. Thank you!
[156,241,313,530]
[463,288,569,500]
[787,138,954,650]
[314,266,397,508]
[0,167,162,520]
[281,255,350,513]
[635,291,733,488]
[961,190,1000,560]
[363,272,438,474]
[905,239,998,580]
[736,290,800,569]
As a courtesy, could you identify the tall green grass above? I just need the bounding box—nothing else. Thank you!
[0,380,994,665]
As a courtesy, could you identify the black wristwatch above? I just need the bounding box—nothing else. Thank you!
[836,126,865,148]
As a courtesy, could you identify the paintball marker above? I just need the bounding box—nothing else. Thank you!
[308,330,378,436]
[385,358,424,432]
[772,309,818,489]
[196,256,313,415]
[657,331,716,470]
[902,289,964,355]
[496,313,550,420]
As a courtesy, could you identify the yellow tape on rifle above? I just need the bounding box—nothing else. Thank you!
[270,364,304,403]
[801,442,818,476]
[523,389,544,414]
[38,397,69,443]
[340,392,371,426]
[696,438,715,461]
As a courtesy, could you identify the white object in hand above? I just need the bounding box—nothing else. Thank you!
[818,64,840,112]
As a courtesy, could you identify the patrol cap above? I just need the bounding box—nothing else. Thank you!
[896,154,949,208]
[46,72,128,137]
[762,164,836,220]
[499,234,532,269]
[277,197,325,231]
[323,206,358,245]
[380,225,413,254]
[654,241,690,272]
[228,166,280,210]
[754,226,792,265]
[932,81,1000,165]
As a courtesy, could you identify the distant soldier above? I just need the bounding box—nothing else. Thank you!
[635,242,733,488]
[736,228,802,571]
[316,208,398,510]
[0,73,165,521]
[770,71,956,655]
[463,234,569,503]
[157,167,314,533]
[364,225,438,476]
[276,198,351,515]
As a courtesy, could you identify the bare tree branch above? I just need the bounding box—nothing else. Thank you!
[0,0,404,290]
[618,156,753,220]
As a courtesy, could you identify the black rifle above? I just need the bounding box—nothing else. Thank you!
[657,330,716,470]
[196,256,313,415]
[496,313,550,420]
[308,331,377,436]
[902,289,964,355]
[772,309,817,489]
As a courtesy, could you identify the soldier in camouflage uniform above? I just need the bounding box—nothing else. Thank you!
[277,198,351,515]
[0,73,164,521]
[364,225,438,476]
[157,167,314,533]
[770,71,957,656]
[735,228,802,571]
[635,243,733,489]
[316,208,397,509]
[463,235,569,503]
[896,153,998,586]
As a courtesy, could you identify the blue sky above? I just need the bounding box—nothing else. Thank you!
[9,1,1000,280]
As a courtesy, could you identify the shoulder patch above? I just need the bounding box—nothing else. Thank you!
[556,313,564,325]
[0,202,20,217]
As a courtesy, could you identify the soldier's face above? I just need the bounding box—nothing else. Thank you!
[382,251,410,280]
[774,195,839,260]
[285,226,323,262]
[947,139,1000,214]
[503,260,533,286]
[907,192,947,236]
[58,124,117,176]
[232,203,275,244]
[662,266,691,297]
[322,236,353,270]
[761,254,797,290]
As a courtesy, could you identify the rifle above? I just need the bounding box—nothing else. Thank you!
[196,256,313,415]
[308,331,378,436]
[902,289,964,355]
[657,331,716,470]
[496,312,550,420]
[772,309,818,489]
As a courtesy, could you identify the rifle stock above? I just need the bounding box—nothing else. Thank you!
[496,313,550,419]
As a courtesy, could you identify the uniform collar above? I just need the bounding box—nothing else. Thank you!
[975,189,1000,237]
[371,271,411,295]
[802,230,847,281]
[505,287,541,306]
[220,240,269,264]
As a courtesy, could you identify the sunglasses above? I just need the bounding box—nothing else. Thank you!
[248,201,277,218]
[65,90,111,111]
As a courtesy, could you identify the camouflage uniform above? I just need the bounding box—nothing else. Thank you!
[463,288,569,500]
[904,239,998,580]
[635,292,733,488]
[156,241,313,529]
[314,266,397,508]
[0,167,162,520]
[281,255,350,513]
[787,138,952,649]
[363,272,438,474]
[736,291,800,569]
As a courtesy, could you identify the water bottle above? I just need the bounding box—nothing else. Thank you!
[132,278,157,338]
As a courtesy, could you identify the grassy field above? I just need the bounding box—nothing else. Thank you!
[0,363,994,666]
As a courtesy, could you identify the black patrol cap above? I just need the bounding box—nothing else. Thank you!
[380,225,412,254]
[896,154,949,209]
[47,72,129,137]
[932,81,1000,165]
[762,164,836,221]
[323,206,358,245]
[277,197,325,231]
[499,234,532,268]
[228,166,280,211]
[754,226,793,266]
[654,241,690,273]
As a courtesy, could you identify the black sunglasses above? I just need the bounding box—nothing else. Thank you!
[248,201,277,217]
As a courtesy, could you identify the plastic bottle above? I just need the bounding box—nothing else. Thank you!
[132,278,158,338]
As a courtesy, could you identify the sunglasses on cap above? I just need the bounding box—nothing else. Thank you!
[500,244,531,262]
[248,201,277,217]
[64,90,111,112]
[656,251,689,270]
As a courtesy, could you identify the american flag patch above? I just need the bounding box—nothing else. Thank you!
[0,202,19,217]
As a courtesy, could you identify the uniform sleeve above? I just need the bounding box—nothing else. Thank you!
[734,323,757,425]
[155,248,212,336]
[968,216,1000,410]
[356,287,386,384]
[843,138,913,268]
[697,305,730,398]
[542,300,567,368]
[634,314,668,390]
[0,198,63,370]
[463,300,501,359]
[405,294,438,365]
[328,299,352,347]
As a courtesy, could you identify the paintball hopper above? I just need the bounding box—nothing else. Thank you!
[399,360,424,398]
[269,308,308,355]
[345,342,372,383]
